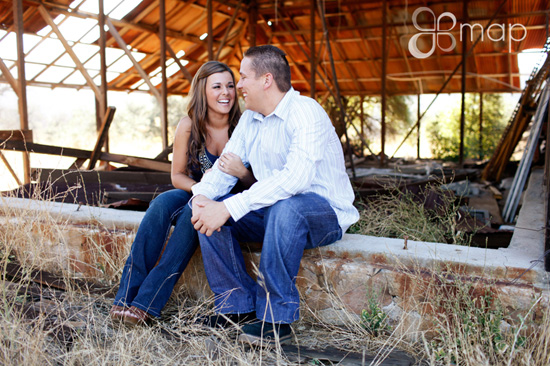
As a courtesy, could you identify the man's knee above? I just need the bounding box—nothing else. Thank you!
[267,197,307,228]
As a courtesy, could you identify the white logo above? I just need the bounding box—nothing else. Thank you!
[408,7,456,59]
[408,7,528,59]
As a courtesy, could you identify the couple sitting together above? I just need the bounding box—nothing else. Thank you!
[109,45,359,346]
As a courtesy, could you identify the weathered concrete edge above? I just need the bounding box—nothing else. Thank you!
[0,195,144,231]
[1,168,547,287]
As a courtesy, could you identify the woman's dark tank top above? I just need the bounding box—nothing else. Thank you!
[189,147,218,182]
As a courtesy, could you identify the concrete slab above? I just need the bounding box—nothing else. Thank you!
[1,169,548,334]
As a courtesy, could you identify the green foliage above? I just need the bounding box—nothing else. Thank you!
[427,93,508,161]
[360,290,391,336]
[429,280,526,364]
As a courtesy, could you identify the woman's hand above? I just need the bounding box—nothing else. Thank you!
[218,152,248,179]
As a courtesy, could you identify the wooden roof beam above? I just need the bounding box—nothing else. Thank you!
[106,18,161,101]
[12,0,205,44]
[273,7,336,98]
[0,57,18,92]
[215,0,243,60]
[38,5,101,100]
[268,10,550,35]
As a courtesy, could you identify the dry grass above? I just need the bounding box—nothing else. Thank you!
[350,180,476,245]
[0,179,549,365]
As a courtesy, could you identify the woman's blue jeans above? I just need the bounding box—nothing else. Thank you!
[113,189,198,317]
[198,192,342,324]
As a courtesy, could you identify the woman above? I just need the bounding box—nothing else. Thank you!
[110,61,254,326]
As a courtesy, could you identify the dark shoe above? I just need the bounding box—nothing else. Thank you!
[122,306,151,326]
[238,321,292,346]
[109,305,128,323]
[199,311,256,329]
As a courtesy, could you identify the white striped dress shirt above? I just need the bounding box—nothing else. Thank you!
[192,88,359,232]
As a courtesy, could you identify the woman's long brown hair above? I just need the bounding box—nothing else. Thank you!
[186,61,241,172]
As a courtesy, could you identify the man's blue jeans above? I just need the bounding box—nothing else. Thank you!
[198,192,342,324]
[113,189,198,317]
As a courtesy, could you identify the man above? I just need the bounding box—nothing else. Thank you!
[191,45,358,345]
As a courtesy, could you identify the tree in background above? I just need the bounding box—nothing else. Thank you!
[427,93,509,161]
[109,94,188,156]
[322,95,413,156]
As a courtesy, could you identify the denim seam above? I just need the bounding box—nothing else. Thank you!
[316,228,342,247]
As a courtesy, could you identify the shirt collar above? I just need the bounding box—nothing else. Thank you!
[251,87,297,123]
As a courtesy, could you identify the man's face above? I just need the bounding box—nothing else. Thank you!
[237,57,264,113]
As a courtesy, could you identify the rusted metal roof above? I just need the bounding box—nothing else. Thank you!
[0,0,548,96]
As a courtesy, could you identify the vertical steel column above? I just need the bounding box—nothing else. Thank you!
[459,0,468,166]
[317,1,355,178]
[479,92,483,160]
[545,92,550,271]
[207,0,213,60]
[360,95,365,157]
[98,0,108,152]
[417,94,421,160]
[13,0,30,184]
[160,0,168,149]
[310,0,316,98]
[248,0,257,48]
[380,0,387,167]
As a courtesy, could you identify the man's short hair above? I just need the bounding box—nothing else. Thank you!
[244,45,291,93]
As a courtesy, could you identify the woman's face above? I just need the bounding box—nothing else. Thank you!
[205,71,236,117]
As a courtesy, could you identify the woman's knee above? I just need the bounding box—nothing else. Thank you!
[148,189,191,213]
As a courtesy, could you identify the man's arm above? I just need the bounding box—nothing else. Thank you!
[223,99,330,222]
[191,115,250,235]
[191,117,249,200]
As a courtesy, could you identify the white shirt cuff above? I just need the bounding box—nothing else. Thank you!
[223,193,250,222]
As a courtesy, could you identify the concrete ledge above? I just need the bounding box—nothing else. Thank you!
[1,169,548,334]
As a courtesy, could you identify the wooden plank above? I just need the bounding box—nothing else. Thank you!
[207,0,213,60]
[13,0,30,185]
[101,152,171,172]
[103,191,161,202]
[35,169,172,185]
[3,261,112,295]
[503,84,550,222]
[159,0,168,150]
[165,42,193,83]
[154,144,173,161]
[98,0,108,149]
[0,130,33,141]
[0,150,22,186]
[283,344,414,366]
[69,158,87,170]
[88,106,116,170]
[1,140,171,172]
[0,57,18,91]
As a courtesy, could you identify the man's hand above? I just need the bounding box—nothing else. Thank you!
[191,195,231,236]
